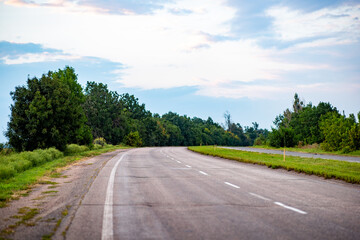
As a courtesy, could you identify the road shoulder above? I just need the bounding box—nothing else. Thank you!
[0,149,127,240]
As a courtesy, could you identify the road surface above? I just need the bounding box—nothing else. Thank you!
[66,147,360,240]
[222,146,360,163]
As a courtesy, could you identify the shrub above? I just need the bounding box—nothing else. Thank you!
[253,134,266,146]
[0,148,63,180]
[65,144,89,155]
[0,143,14,155]
[23,151,42,166]
[269,127,296,147]
[10,159,32,172]
[93,137,106,147]
[124,131,142,147]
[93,144,103,150]
[0,165,16,179]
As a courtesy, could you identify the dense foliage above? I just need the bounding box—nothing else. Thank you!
[83,82,127,144]
[5,67,267,150]
[5,68,357,153]
[6,67,92,151]
[320,112,360,152]
[270,93,360,152]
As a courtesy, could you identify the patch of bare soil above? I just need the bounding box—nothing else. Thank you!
[0,149,126,240]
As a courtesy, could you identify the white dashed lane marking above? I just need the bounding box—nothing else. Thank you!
[274,202,307,215]
[224,182,240,189]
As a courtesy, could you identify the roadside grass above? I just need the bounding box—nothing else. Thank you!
[188,146,360,184]
[0,148,64,180]
[252,145,360,157]
[0,145,128,207]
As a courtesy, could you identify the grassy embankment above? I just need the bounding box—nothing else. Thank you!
[188,146,360,184]
[0,144,128,207]
[252,145,360,157]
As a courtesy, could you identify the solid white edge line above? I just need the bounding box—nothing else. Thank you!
[199,171,208,176]
[185,165,192,168]
[249,192,271,201]
[224,182,240,189]
[274,202,307,215]
[102,153,127,240]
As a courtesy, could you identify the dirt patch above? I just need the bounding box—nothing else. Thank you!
[0,149,126,239]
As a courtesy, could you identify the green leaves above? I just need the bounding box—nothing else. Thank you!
[6,67,91,151]
[320,112,360,152]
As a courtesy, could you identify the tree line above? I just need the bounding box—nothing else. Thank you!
[5,67,358,153]
[269,93,360,153]
[5,67,266,151]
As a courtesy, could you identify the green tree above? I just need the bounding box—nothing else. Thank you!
[83,82,127,144]
[269,126,296,147]
[6,67,92,151]
[320,112,360,152]
[124,131,142,147]
[272,93,338,146]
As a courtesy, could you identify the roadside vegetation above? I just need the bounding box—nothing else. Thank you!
[252,144,360,157]
[0,143,127,207]
[3,66,267,151]
[4,67,358,153]
[265,93,360,154]
[0,67,359,205]
[189,146,360,184]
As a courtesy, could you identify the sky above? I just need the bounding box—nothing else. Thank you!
[0,0,359,143]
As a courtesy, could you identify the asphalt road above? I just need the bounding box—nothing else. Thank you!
[222,146,360,163]
[66,147,360,240]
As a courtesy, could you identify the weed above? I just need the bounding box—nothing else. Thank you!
[32,195,47,201]
[38,180,58,185]
[50,172,62,178]
[42,191,58,194]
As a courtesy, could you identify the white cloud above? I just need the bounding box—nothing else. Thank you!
[266,4,360,42]
[1,52,81,64]
[293,37,356,49]
[1,0,135,14]
[195,84,291,99]
[0,0,349,99]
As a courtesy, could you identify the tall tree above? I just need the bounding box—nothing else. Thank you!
[83,81,127,144]
[6,67,92,151]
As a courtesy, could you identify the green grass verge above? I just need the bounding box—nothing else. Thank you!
[188,146,360,184]
[252,145,360,157]
[0,145,128,207]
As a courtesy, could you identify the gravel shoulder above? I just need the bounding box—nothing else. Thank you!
[0,149,127,240]
[221,147,360,163]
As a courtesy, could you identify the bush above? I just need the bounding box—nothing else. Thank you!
[253,134,266,146]
[124,131,142,147]
[93,144,103,150]
[320,112,360,152]
[0,165,16,179]
[65,144,89,155]
[0,148,63,180]
[93,137,106,147]
[0,143,14,155]
[269,127,296,147]
[10,159,32,172]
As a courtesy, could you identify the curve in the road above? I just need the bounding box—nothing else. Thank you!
[66,147,360,240]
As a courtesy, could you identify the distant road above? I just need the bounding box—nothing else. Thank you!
[67,147,360,240]
[222,146,360,163]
